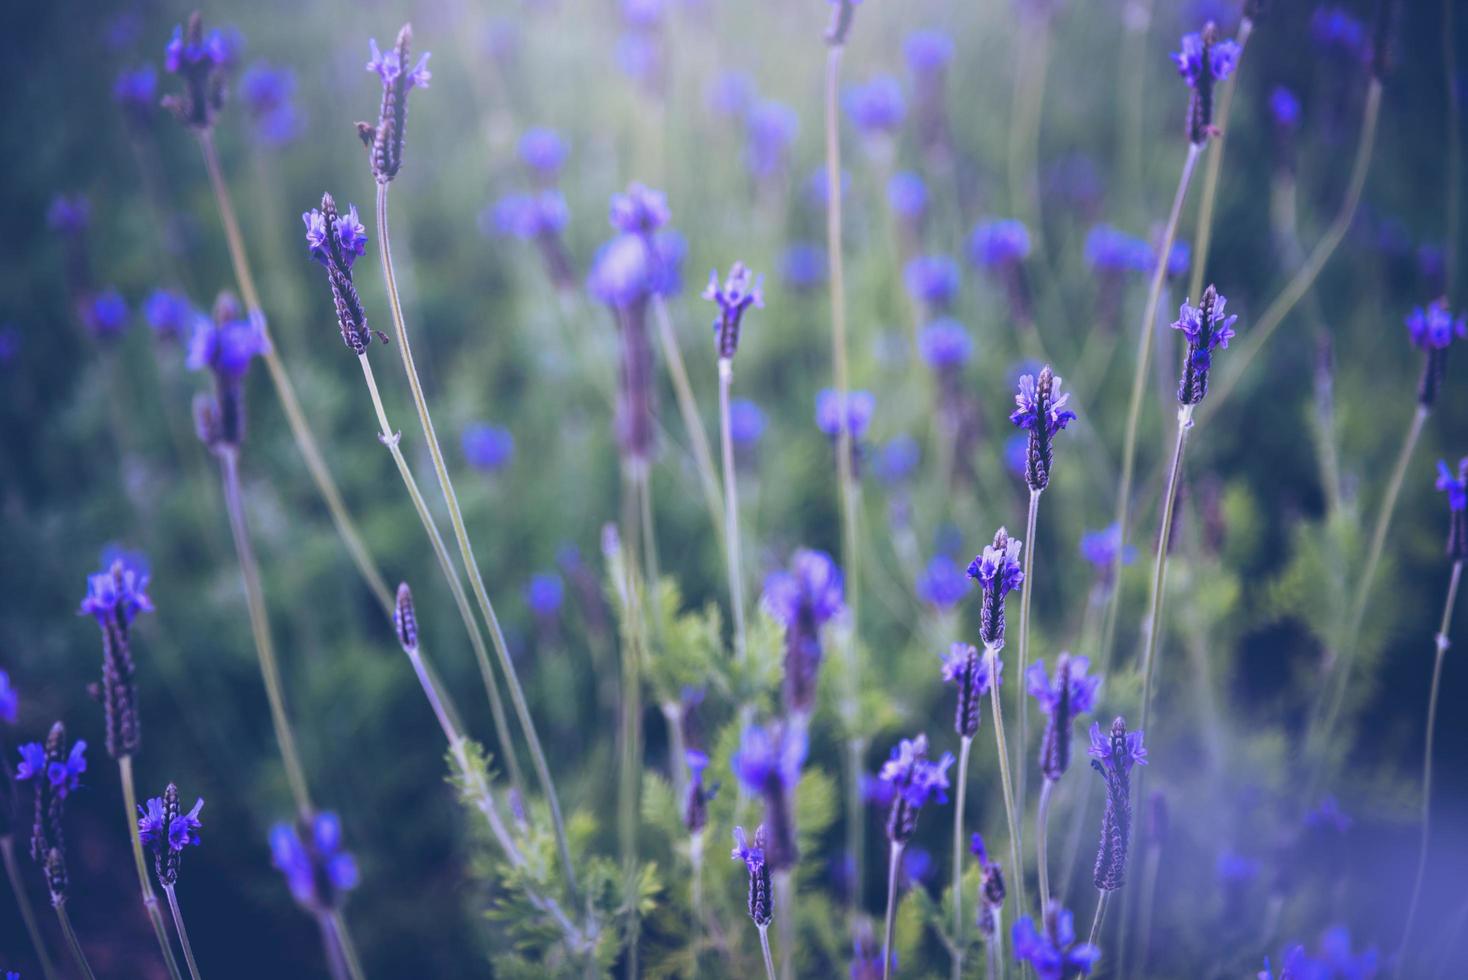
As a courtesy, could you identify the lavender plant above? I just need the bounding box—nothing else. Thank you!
[940,641,995,980]
[876,734,952,980]
[731,826,776,980]
[0,678,56,980]
[137,784,204,980]
[1029,654,1100,913]
[1087,717,1147,945]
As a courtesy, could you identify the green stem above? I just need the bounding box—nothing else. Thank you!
[2,835,58,980]
[775,869,796,980]
[651,295,726,549]
[356,355,526,801]
[1187,19,1255,306]
[951,735,973,980]
[164,884,203,980]
[1087,890,1108,947]
[196,130,392,618]
[374,182,578,902]
[1135,841,1162,975]
[219,449,314,819]
[1016,489,1041,849]
[55,903,97,980]
[986,644,1027,925]
[718,359,749,664]
[1395,560,1462,974]
[120,756,185,980]
[1116,0,1154,213]
[882,843,904,980]
[1036,778,1055,916]
[1138,405,1193,744]
[758,925,777,980]
[1102,142,1202,673]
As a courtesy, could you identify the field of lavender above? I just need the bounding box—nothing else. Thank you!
[1,0,1465,976]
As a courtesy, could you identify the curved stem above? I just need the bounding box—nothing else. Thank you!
[986,644,1027,924]
[1087,890,1108,948]
[356,355,526,800]
[219,450,313,819]
[120,757,185,980]
[1016,489,1041,846]
[164,884,203,980]
[882,843,904,980]
[1102,143,1201,672]
[775,869,796,980]
[1138,406,1193,744]
[1036,778,1055,915]
[2,835,58,980]
[55,903,97,980]
[1208,82,1382,413]
[196,130,392,617]
[718,359,748,664]
[374,183,578,902]
[651,295,726,547]
[758,925,777,980]
[1396,560,1463,974]
[951,735,973,980]
[1187,19,1255,305]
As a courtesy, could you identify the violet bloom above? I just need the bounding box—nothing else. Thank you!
[362,25,432,184]
[240,62,302,147]
[1079,525,1137,585]
[705,262,764,360]
[904,29,954,77]
[461,423,515,473]
[879,733,953,843]
[1437,457,1468,561]
[1173,25,1238,144]
[816,389,875,442]
[1270,86,1301,130]
[1090,717,1147,892]
[0,670,15,725]
[1011,365,1077,491]
[143,289,202,343]
[1084,225,1153,277]
[918,556,969,612]
[1173,285,1238,406]
[779,243,827,292]
[729,399,766,448]
[1406,300,1466,407]
[731,825,773,927]
[485,192,570,240]
[904,254,961,312]
[79,552,154,627]
[732,724,806,871]
[683,750,710,834]
[271,812,359,913]
[525,572,565,617]
[1012,901,1101,979]
[887,172,927,223]
[1310,7,1369,62]
[21,723,85,898]
[304,194,377,355]
[942,642,998,739]
[305,202,368,270]
[1271,927,1378,980]
[707,70,756,118]
[113,65,158,128]
[1028,654,1101,781]
[189,295,270,452]
[162,13,232,130]
[804,167,850,211]
[968,528,1024,649]
[16,735,86,800]
[80,550,153,759]
[609,182,671,236]
[764,549,845,719]
[47,195,90,236]
[744,101,800,181]
[843,75,906,137]
[971,833,1007,938]
[85,288,130,340]
[517,127,568,181]
[968,219,1031,270]
[139,783,204,887]
[878,435,920,485]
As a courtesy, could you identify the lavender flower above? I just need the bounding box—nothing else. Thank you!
[84,289,129,340]
[731,825,773,927]
[1437,457,1468,560]
[904,30,954,77]
[879,734,953,843]
[461,423,515,473]
[0,671,15,725]
[919,557,969,612]
[1028,654,1101,781]
[707,71,756,118]
[1271,927,1379,979]
[705,262,764,360]
[904,255,961,312]
[1173,285,1239,406]
[1173,24,1239,144]
[162,13,232,130]
[1270,86,1301,130]
[779,243,827,292]
[271,812,359,913]
[303,193,377,356]
[1012,901,1101,979]
[843,76,906,137]
[189,293,270,453]
[241,62,302,146]
[942,643,998,738]
[79,553,153,759]
[1011,365,1077,492]
[1090,717,1147,891]
[47,195,90,236]
[878,435,921,485]
[729,399,766,448]
[1310,7,1369,62]
[609,182,671,236]
[143,289,202,343]
[517,127,568,181]
[1406,300,1466,407]
[587,231,682,308]
[968,219,1032,269]
[683,750,710,834]
[887,172,927,223]
[764,549,845,718]
[1085,225,1154,277]
[394,583,419,655]
[968,528,1024,649]
[359,25,432,184]
[138,783,203,887]
[732,724,806,870]
[745,101,800,181]
[1079,525,1137,585]
[971,834,1007,938]
[816,389,875,442]
[20,723,85,899]
[525,573,565,618]
[113,65,158,128]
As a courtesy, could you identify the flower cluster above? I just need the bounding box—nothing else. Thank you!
[683,750,710,835]
[143,289,205,344]
[904,254,961,313]
[732,724,807,871]
[189,293,270,453]
[879,734,953,843]
[1090,717,1147,892]
[704,262,764,361]
[461,423,515,474]
[1028,654,1101,781]
[1079,525,1137,585]
[918,555,969,611]
[138,783,204,887]
[359,25,432,183]
[241,63,303,147]
[843,76,906,138]
[731,825,772,927]
[1172,286,1238,407]
[815,389,875,443]
[1437,457,1468,560]
[1173,24,1239,144]
[161,13,233,130]
[941,643,998,739]
[968,219,1031,270]
[970,833,1007,939]
[1406,300,1465,406]
[968,528,1024,649]
[271,812,360,913]
[1262,926,1378,980]
[765,548,845,719]
[114,65,158,129]
[1011,365,1077,492]
[79,552,153,758]
[17,723,86,900]
[1012,901,1101,979]
[304,193,379,356]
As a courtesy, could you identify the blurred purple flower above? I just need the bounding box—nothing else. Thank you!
[918,318,973,371]
[843,76,906,135]
[518,127,568,179]
[904,255,961,310]
[461,423,515,473]
[84,289,130,339]
[904,29,954,76]
[780,243,828,292]
[271,813,359,912]
[887,171,927,220]
[1012,902,1100,979]
[729,399,766,446]
[816,389,875,441]
[1270,86,1302,129]
[878,435,920,484]
[526,572,565,616]
[745,101,799,179]
[969,219,1031,269]
[918,556,968,610]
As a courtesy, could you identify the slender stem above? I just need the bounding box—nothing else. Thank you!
[718,359,749,663]
[328,910,367,980]
[1208,82,1382,413]
[882,843,904,980]
[639,465,661,591]
[1116,0,1153,212]
[651,295,726,547]
[318,911,350,980]
[986,645,1027,923]
[1102,143,1202,671]
[374,184,578,902]
[1187,19,1255,306]
[1138,407,1193,741]
[356,355,527,801]
[951,735,973,980]
[164,885,203,980]
[690,830,705,940]
[1016,489,1041,847]
[54,903,97,980]
[1310,406,1428,771]
[120,757,185,980]
[1135,841,1162,975]
[196,130,392,617]
[1445,0,1462,299]
[1007,16,1050,236]
[219,450,313,819]
[986,912,1002,980]
[758,925,778,980]
[774,869,796,980]
[1,835,58,980]
[1087,890,1108,947]
[1396,560,1463,973]
[1036,778,1055,915]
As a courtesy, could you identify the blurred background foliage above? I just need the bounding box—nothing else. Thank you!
[0,0,1466,975]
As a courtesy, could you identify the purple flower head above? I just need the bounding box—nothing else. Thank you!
[1030,654,1101,780]
[138,789,204,866]
[1091,716,1146,893]
[1163,240,1191,279]
[878,435,920,484]
[1084,225,1153,276]
[0,671,15,725]
[904,254,962,311]
[731,825,773,926]
[47,740,87,798]
[113,65,158,125]
[47,195,90,236]
[85,289,130,340]
[240,63,302,147]
[887,171,927,221]
[361,25,430,183]
[1079,525,1137,581]
[816,389,876,441]
[161,14,234,129]
[1270,86,1302,129]
[729,399,766,447]
[367,35,431,90]
[1310,7,1370,61]
[586,231,682,308]
[918,556,969,611]
[880,734,953,842]
[732,724,807,796]
[1012,901,1101,979]
[1173,286,1238,405]
[187,302,269,381]
[705,262,764,360]
[1089,718,1147,774]
[484,191,570,241]
[804,167,851,210]
[1172,30,1240,89]
[518,127,568,179]
[1011,366,1076,492]
[969,219,1032,269]
[1215,849,1259,885]
[79,553,154,626]
[968,527,1025,650]
[609,182,670,236]
[304,203,368,270]
[461,423,515,473]
[904,29,955,76]
[1405,300,1466,352]
[745,101,800,180]
[1276,926,1379,980]
[15,743,45,781]
[942,643,998,738]
[707,70,756,118]
[271,812,359,912]
[1437,458,1468,512]
[143,289,202,343]
[525,572,565,617]
[843,75,906,135]
[731,824,764,869]
[779,243,827,292]
[765,549,846,716]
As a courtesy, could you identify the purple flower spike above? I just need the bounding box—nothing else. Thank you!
[1407,300,1467,407]
[1079,525,1137,583]
[609,182,671,236]
[47,740,87,798]
[367,36,432,89]
[843,75,906,136]
[84,289,130,340]
[1011,365,1077,491]
[361,25,430,184]
[879,734,953,842]
[732,725,806,870]
[1085,225,1153,277]
[485,191,570,241]
[918,556,969,611]
[968,528,1024,649]
[139,784,203,886]
[114,65,158,127]
[815,389,876,442]
[942,643,998,738]
[1173,285,1238,405]
[765,549,845,718]
[461,423,515,473]
[15,743,46,782]
[887,172,927,221]
[969,219,1032,269]
[271,812,359,913]
[161,13,232,130]
[525,572,565,617]
[1091,717,1146,892]
[731,825,773,927]
[1012,901,1101,979]
[705,262,764,360]
[745,101,800,180]
[79,553,154,626]
[971,832,1007,937]
[187,300,269,381]
[1437,457,1468,560]
[904,29,954,76]
[904,255,961,311]
[304,204,367,270]
[1173,24,1238,144]
[518,127,568,179]
[144,289,202,343]
[1029,653,1101,781]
